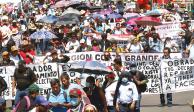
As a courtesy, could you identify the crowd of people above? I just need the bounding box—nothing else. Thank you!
[0,0,194,112]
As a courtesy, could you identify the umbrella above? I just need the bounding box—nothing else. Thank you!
[51,0,66,8]
[55,20,79,26]
[135,16,162,26]
[126,18,137,25]
[37,15,58,24]
[30,31,58,39]
[91,14,105,20]
[62,7,81,16]
[51,0,80,8]
[75,4,90,11]
[89,6,103,10]
[145,9,170,16]
[94,9,112,15]
[123,13,140,19]
[69,60,112,75]
[107,13,122,19]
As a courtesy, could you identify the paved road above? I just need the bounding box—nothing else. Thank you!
[141,90,194,112]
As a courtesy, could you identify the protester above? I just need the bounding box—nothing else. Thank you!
[102,69,118,112]
[130,63,149,112]
[0,51,15,66]
[114,71,138,112]
[14,84,40,112]
[60,72,90,104]
[186,37,194,58]
[47,78,69,112]
[12,60,37,105]
[19,40,35,64]
[32,96,50,112]
[10,46,22,65]
[99,33,111,52]
[83,76,108,112]
[67,88,92,112]
[160,47,173,107]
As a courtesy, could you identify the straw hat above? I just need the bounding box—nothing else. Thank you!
[11,46,18,52]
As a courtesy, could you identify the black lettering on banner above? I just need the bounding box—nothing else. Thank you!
[39,88,51,95]
[69,72,75,77]
[61,64,71,72]
[36,78,50,84]
[0,68,5,74]
[166,84,171,90]
[95,54,101,60]
[37,65,53,72]
[36,71,58,78]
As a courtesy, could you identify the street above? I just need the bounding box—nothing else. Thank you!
[141,90,194,112]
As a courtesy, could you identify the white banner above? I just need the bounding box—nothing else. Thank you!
[0,66,15,100]
[161,58,194,93]
[28,63,59,96]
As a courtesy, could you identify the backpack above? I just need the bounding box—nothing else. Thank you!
[13,96,31,112]
[136,71,147,93]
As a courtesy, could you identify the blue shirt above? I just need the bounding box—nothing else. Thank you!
[48,89,67,112]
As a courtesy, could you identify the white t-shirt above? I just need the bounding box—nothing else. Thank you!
[10,55,20,65]
[65,40,80,53]
[105,81,118,106]
[127,43,143,53]
[118,81,138,104]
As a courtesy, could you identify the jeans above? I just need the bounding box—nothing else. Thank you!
[14,89,28,105]
[135,94,142,112]
[160,93,172,104]
[119,104,131,112]
[107,106,116,112]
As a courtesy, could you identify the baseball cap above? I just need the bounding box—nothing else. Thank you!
[35,96,49,106]
[69,88,82,97]
[29,84,40,93]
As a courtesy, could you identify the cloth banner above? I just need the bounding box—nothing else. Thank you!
[28,63,59,96]
[161,58,194,93]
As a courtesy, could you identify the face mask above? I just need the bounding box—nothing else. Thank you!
[85,82,91,87]
[70,98,79,107]
[122,77,128,83]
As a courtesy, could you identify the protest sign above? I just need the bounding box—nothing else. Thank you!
[161,58,194,93]
[28,63,59,96]
[0,66,15,100]
[124,60,162,94]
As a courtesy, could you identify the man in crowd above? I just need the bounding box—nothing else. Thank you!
[102,69,118,112]
[47,78,69,112]
[0,51,15,66]
[65,34,80,53]
[19,40,35,64]
[67,88,90,112]
[12,60,37,105]
[130,63,148,112]
[14,84,40,112]
[84,76,108,112]
[60,72,90,104]
[100,33,111,52]
[160,47,173,107]
[10,46,22,65]
[115,71,138,112]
